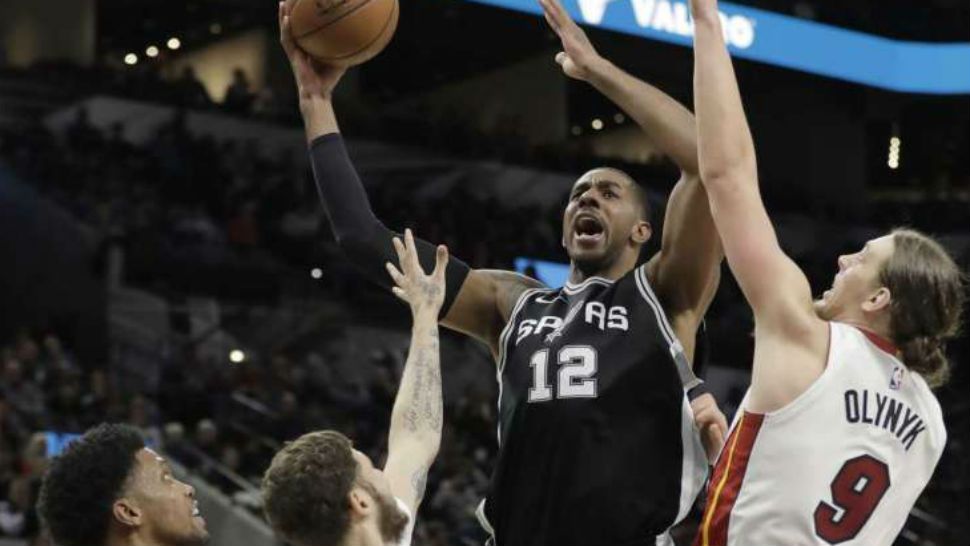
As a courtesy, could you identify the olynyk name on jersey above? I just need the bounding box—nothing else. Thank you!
[577,0,756,49]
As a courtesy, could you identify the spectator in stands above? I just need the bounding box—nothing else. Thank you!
[224,68,254,115]
[172,66,211,109]
[2,359,45,427]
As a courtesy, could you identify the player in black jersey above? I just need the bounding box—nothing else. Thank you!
[279,0,726,543]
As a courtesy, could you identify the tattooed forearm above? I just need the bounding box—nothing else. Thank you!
[411,469,429,503]
[393,321,443,441]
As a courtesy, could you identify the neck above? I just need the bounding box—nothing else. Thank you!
[567,253,638,285]
[834,316,893,344]
[107,531,159,546]
[342,522,384,546]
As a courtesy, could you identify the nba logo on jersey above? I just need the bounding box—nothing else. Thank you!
[890,365,904,390]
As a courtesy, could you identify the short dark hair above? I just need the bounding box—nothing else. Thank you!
[38,423,145,546]
[261,430,359,546]
[629,180,652,223]
[881,228,966,387]
[597,167,651,222]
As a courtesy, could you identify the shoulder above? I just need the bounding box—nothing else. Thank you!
[472,269,547,320]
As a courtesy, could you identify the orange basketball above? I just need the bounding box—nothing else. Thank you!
[288,0,399,67]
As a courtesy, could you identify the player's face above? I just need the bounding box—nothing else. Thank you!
[127,449,209,546]
[814,235,895,321]
[562,169,648,273]
[350,450,409,543]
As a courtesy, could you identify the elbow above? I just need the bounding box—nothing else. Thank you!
[698,143,756,187]
[699,161,757,193]
[333,218,387,257]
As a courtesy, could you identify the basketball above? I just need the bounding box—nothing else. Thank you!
[287,0,399,67]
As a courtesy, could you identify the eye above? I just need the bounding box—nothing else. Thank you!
[603,189,615,199]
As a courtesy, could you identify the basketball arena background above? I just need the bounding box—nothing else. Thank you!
[0,0,967,544]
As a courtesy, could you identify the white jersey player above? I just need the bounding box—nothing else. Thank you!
[688,0,964,544]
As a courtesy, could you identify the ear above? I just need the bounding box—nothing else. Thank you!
[347,487,372,520]
[112,498,142,529]
[631,221,652,245]
[861,286,891,314]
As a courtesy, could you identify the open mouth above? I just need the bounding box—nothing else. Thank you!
[574,214,605,244]
[192,502,201,517]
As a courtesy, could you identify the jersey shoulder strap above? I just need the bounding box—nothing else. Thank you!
[633,264,701,391]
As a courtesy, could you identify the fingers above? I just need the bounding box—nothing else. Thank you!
[555,51,567,66]
[541,4,562,35]
[543,0,572,28]
[392,235,407,272]
[702,426,725,464]
[385,261,405,287]
[404,228,420,271]
[391,286,408,302]
[432,244,449,280]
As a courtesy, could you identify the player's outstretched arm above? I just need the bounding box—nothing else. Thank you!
[382,230,446,514]
[279,1,542,354]
[690,1,824,339]
[539,0,698,175]
[539,0,720,361]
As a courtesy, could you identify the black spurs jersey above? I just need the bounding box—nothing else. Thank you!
[476,264,708,546]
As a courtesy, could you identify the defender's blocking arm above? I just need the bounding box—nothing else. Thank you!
[382,230,447,514]
[690,0,818,331]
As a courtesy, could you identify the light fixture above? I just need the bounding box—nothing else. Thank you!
[311,268,323,279]
[146,45,159,58]
[124,53,138,65]
[229,350,245,363]
[591,118,604,131]
[887,135,901,170]
[167,37,181,50]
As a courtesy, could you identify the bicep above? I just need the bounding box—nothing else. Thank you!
[441,269,545,354]
[384,443,431,515]
[650,174,723,322]
[706,175,815,325]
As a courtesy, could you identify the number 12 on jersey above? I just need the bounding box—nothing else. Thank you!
[528,346,598,402]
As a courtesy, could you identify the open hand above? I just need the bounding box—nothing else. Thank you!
[539,0,605,82]
[385,229,449,318]
[278,1,346,100]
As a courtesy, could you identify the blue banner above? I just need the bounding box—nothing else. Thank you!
[465,0,970,94]
[515,257,571,287]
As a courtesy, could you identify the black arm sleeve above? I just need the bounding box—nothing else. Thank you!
[309,133,470,317]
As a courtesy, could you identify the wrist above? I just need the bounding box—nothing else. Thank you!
[585,57,618,88]
[412,308,440,325]
[300,97,339,141]
[299,95,332,114]
[691,9,721,27]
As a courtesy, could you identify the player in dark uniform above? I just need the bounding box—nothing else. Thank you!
[278,0,726,544]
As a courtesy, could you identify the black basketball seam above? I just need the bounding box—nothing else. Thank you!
[328,0,397,60]
[307,0,397,61]
[293,0,384,40]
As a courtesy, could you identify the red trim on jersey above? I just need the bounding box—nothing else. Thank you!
[694,411,765,546]
[856,327,898,357]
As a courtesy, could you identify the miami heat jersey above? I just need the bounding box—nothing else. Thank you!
[477,264,708,546]
[695,322,946,546]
